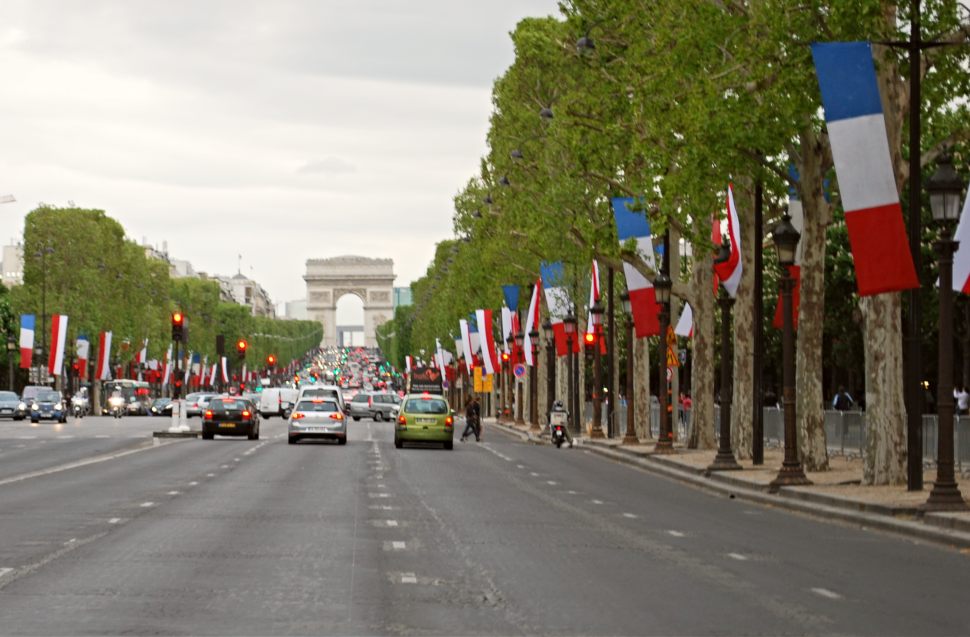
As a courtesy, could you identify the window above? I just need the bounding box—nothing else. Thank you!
[210,399,247,412]
[404,398,447,415]
[296,401,338,412]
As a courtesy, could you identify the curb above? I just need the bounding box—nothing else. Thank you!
[487,420,970,549]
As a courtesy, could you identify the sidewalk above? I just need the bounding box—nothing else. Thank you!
[486,417,970,550]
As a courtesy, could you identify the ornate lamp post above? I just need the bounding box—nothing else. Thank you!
[924,155,968,511]
[543,319,555,420]
[769,215,811,490]
[620,292,638,445]
[514,329,526,425]
[589,300,606,439]
[6,335,16,391]
[563,312,578,435]
[653,273,674,453]
[529,328,541,432]
[709,243,742,471]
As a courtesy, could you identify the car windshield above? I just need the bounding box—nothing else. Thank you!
[352,395,369,403]
[404,398,448,414]
[210,399,248,412]
[302,388,338,399]
[37,391,61,402]
[296,400,338,412]
[0,391,17,401]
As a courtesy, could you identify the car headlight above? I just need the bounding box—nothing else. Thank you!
[56,402,64,411]
[31,403,39,410]
[18,402,26,410]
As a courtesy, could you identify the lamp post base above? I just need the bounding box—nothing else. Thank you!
[622,433,639,445]
[923,482,968,512]
[528,421,542,433]
[768,462,812,492]
[653,438,675,454]
[589,423,606,439]
[707,451,742,472]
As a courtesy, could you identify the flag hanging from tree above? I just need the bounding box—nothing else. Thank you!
[612,197,660,338]
[18,314,34,369]
[713,185,743,298]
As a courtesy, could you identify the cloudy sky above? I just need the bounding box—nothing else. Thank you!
[0,0,560,321]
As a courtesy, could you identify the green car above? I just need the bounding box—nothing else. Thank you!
[394,393,454,450]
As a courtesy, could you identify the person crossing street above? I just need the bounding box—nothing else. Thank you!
[461,394,482,442]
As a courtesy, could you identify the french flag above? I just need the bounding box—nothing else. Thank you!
[47,315,68,376]
[586,260,607,354]
[18,314,35,369]
[713,185,743,297]
[96,331,112,381]
[541,261,578,356]
[811,41,918,295]
[475,309,500,376]
[523,279,541,366]
[951,181,970,293]
[76,335,90,380]
[612,198,660,338]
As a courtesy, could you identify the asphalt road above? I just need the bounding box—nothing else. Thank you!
[0,414,967,635]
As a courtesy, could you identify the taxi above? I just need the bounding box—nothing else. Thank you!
[393,393,453,450]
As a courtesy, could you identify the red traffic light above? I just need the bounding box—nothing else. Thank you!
[266,354,277,366]
[501,352,510,362]
[172,311,184,326]
[583,332,596,345]
[236,339,248,353]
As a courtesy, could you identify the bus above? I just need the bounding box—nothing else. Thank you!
[101,380,152,416]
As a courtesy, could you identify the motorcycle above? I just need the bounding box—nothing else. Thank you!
[551,423,567,448]
[108,395,125,419]
[549,403,571,449]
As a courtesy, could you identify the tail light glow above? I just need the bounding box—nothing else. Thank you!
[204,410,213,419]
[241,410,251,419]
[445,415,453,427]
[329,413,344,421]
[397,414,407,426]
[292,412,305,420]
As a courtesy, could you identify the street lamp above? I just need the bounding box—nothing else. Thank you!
[563,311,578,435]
[589,300,606,439]
[653,273,674,453]
[769,216,811,490]
[708,245,742,471]
[924,155,967,512]
[35,245,54,386]
[543,319,555,419]
[620,292,638,444]
[6,335,16,391]
[529,328,541,432]
[514,329,526,425]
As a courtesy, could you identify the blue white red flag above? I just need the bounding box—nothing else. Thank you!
[96,331,112,381]
[541,261,577,356]
[713,185,743,298]
[18,314,34,369]
[612,198,660,337]
[811,41,918,295]
[502,285,520,313]
[48,314,68,376]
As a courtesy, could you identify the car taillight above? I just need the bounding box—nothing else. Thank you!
[445,415,453,427]
[397,414,407,426]
[329,413,344,421]
[242,410,251,419]
[292,413,305,420]
[204,410,213,420]
[368,396,373,407]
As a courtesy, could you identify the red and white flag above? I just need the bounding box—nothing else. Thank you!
[523,279,541,366]
[405,355,412,373]
[208,362,218,387]
[475,309,500,376]
[951,181,970,293]
[674,303,694,338]
[713,184,743,298]
[459,319,473,373]
[96,331,112,381]
[135,338,148,364]
[162,345,173,386]
[586,259,600,337]
[220,357,229,383]
[76,335,90,380]
[47,314,68,376]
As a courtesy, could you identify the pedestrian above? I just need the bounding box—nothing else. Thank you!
[832,385,854,411]
[461,394,482,442]
[954,386,969,415]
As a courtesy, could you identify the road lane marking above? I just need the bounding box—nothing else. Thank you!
[95,434,110,438]
[369,493,390,498]
[57,435,74,439]
[0,439,163,488]
[16,436,36,439]
[667,530,685,537]
[401,573,417,584]
[391,541,406,550]
[591,499,604,505]
[188,481,198,486]
[220,464,229,469]
[167,491,180,495]
[622,513,638,519]
[385,520,399,527]
[140,502,154,508]
[0,567,14,579]
[728,553,748,561]
[530,472,540,477]
[108,518,121,524]
[206,473,215,478]
[546,481,558,486]
[233,458,241,462]
[567,490,579,495]
[811,588,842,600]
[517,464,525,469]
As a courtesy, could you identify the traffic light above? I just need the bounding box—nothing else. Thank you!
[236,338,248,358]
[583,332,596,347]
[266,354,277,368]
[501,352,510,363]
[171,311,184,341]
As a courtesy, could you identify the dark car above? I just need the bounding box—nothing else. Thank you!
[202,397,260,440]
[150,397,173,416]
[30,389,67,423]
[0,390,26,420]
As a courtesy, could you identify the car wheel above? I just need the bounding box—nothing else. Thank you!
[30,418,38,424]
[394,436,403,449]
[352,416,360,422]
[202,432,214,440]
[373,411,383,422]
[288,437,297,445]
[14,416,23,421]
[338,436,347,446]
[444,441,453,450]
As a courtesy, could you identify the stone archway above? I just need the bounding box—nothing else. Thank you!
[304,256,395,349]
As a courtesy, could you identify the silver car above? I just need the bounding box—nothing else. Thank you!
[287,398,346,445]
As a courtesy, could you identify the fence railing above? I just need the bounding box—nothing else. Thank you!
[585,401,970,467]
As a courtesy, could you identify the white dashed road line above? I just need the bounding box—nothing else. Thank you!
[728,553,748,561]
[140,502,154,508]
[167,491,180,495]
[546,481,558,486]
[391,541,406,550]
[622,513,638,519]
[811,587,843,600]
[0,567,14,579]
[108,518,121,524]
[667,530,685,537]
[385,520,399,527]
[401,573,417,584]
[591,499,604,505]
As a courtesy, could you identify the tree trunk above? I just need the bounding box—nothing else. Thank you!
[795,128,830,471]
[731,182,755,460]
[634,335,652,440]
[688,250,716,449]
[861,293,908,485]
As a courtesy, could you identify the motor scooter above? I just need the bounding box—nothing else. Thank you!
[549,402,571,449]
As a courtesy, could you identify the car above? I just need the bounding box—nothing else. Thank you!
[348,391,401,421]
[393,393,454,450]
[297,385,346,414]
[185,392,218,418]
[201,397,260,440]
[258,387,300,419]
[30,389,67,423]
[0,390,26,420]
[150,397,173,416]
[287,398,346,445]
[126,394,150,416]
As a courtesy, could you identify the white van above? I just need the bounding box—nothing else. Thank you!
[259,387,300,419]
[297,384,346,413]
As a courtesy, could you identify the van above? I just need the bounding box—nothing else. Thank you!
[297,385,345,413]
[259,387,300,418]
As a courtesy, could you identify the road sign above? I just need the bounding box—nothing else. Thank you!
[513,364,526,378]
[666,325,676,346]
[473,367,493,393]
[666,345,679,368]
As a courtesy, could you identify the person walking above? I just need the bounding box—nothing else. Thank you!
[954,386,969,416]
[832,385,854,411]
[461,394,482,442]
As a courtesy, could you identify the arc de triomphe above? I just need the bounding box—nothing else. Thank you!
[304,256,395,348]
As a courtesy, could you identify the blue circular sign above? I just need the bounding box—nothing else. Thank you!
[513,364,526,378]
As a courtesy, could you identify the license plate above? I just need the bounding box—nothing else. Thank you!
[1,409,10,413]
[306,427,329,433]
[416,417,436,424]
[219,423,236,428]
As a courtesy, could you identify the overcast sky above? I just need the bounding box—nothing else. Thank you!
[0,0,560,322]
